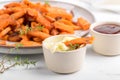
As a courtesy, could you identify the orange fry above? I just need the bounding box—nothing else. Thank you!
[0,9,5,15]
[11,10,26,20]
[36,14,52,30]
[0,0,91,47]
[20,40,41,46]
[27,8,38,18]
[28,31,50,40]
[4,2,21,8]
[0,40,6,45]
[58,19,81,30]
[47,7,73,20]
[4,7,23,14]
[42,28,49,34]
[33,37,42,42]
[60,31,71,35]
[0,27,11,38]
[16,18,24,26]
[21,0,37,8]
[0,19,11,31]
[31,22,39,28]
[64,37,94,46]
[20,35,29,41]
[2,35,9,40]
[35,3,49,13]
[77,17,90,30]
[54,21,74,34]
[44,15,55,22]
[50,28,59,35]
[0,14,10,19]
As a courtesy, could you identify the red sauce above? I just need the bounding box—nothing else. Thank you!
[94,24,120,34]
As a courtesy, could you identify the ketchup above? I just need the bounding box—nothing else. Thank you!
[94,24,120,34]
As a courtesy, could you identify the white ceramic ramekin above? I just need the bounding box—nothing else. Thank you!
[90,22,120,56]
[42,35,86,73]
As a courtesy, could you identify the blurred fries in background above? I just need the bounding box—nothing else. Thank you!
[0,0,90,47]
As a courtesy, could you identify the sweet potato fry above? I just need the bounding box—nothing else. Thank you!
[36,13,53,30]
[77,17,90,30]
[33,37,42,42]
[47,12,73,21]
[60,31,71,35]
[0,40,6,45]
[2,35,9,40]
[64,37,94,46]
[50,28,59,35]
[20,35,29,41]
[0,9,5,15]
[58,19,81,30]
[0,27,11,38]
[54,21,74,34]
[0,16,20,30]
[31,23,49,34]
[58,19,73,25]
[11,10,26,20]
[0,0,91,47]
[16,18,24,25]
[8,35,21,42]
[20,40,42,46]
[21,0,37,8]
[4,2,21,8]
[31,22,38,28]
[27,8,38,18]
[35,3,49,13]
[4,7,23,14]
[44,15,55,22]
[47,6,65,13]
[0,14,10,19]
[28,31,50,40]
[0,19,11,31]
[42,28,49,34]
[46,7,73,20]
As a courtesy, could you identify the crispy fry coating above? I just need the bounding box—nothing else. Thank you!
[0,0,90,47]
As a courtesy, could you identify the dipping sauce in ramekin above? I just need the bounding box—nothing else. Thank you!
[42,35,87,73]
[94,24,120,34]
[90,22,120,56]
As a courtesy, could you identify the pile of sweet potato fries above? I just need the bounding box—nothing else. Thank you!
[0,0,90,47]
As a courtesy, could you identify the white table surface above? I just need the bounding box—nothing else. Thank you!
[1,0,120,80]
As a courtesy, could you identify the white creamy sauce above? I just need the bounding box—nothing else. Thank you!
[46,37,76,53]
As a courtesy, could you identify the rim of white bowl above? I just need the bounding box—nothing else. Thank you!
[90,21,120,36]
[42,35,86,53]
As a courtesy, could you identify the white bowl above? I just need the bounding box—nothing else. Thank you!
[42,35,86,73]
[90,22,120,56]
[0,0,95,54]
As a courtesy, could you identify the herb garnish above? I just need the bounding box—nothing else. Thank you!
[36,25,44,31]
[15,43,23,48]
[9,43,23,52]
[68,43,80,50]
[0,55,37,73]
[19,25,32,35]
[19,29,25,35]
